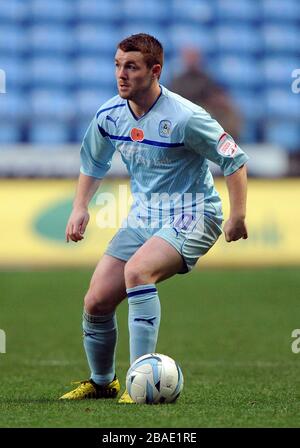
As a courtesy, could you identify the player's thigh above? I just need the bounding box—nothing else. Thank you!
[125,236,184,286]
[86,254,127,309]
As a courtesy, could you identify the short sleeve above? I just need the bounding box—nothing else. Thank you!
[80,115,116,179]
[184,108,249,176]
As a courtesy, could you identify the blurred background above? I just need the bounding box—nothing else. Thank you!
[0,0,299,267]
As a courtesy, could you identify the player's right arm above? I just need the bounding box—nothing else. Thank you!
[66,174,102,242]
[66,113,116,243]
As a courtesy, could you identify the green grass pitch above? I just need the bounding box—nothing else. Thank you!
[1,267,300,428]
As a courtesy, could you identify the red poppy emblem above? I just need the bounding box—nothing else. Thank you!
[130,128,144,142]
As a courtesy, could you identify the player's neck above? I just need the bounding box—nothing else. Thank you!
[129,84,161,119]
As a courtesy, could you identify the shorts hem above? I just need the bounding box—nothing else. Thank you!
[104,250,130,263]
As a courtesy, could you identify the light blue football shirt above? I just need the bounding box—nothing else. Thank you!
[80,85,249,224]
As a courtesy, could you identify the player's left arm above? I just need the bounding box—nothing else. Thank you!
[223,164,248,242]
[184,107,249,243]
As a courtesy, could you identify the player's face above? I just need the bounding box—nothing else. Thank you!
[115,49,155,100]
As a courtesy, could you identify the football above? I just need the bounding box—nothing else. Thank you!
[126,353,184,404]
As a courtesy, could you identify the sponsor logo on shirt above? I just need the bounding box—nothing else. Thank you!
[130,128,144,142]
[159,120,172,138]
[217,133,237,157]
[106,115,119,127]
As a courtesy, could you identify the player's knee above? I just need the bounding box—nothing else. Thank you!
[124,261,151,288]
[84,288,114,315]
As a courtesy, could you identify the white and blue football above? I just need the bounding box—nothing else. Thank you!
[126,353,184,404]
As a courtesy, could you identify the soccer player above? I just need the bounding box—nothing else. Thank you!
[60,34,248,403]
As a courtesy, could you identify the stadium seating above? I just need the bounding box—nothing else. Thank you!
[0,123,22,143]
[0,0,298,149]
[29,25,75,55]
[231,90,264,122]
[265,90,300,120]
[169,25,215,54]
[77,0,123,22]
[28,57,75,88]
[213,56,262,88]
[0,0,28,22]
[0,25,26,54]
[28,121,71,144]
[216,26,262,55]
[263,25,299,53]
[30,90,74,121]
[30,0,75,23]
[263,57,300,87]
[74,57,116,88]
[0,57,27,88]
[262,0,300,21]
[171,0,213,24]
[0,91,26,122]
[265,122,300,151]
[215,0,261,21]
[75,25,122,56]
[122,0,170,22]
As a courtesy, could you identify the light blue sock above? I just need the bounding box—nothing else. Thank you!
[127,284,161,365]
[82,310,118,386]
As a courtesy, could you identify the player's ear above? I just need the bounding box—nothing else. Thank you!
[152,64,162,80]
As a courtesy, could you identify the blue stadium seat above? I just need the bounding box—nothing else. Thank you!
[263,57,300,87]
[265,121,300,151]
[77,0,123,21]
[171,0,213,23]
[213,56,262,88]
[263,25,299,53]
[75,120,92,142]
[0,58,28,88]
[30,0,75,23]
[239,122,259,144]
[231,90,264,121]
[265,90,299,120]
[0,0,28,22]
[29,25,74,55]
[263,0,300,21]
[0,91,26,121]
[216,26,262,54]
[74,57,116,88]
[122,0,170,21]
[169,25,215,54]
[30,90,74,120]
[28,122,71,144]
[216,0,261,21]
[0,26,26,54]
[76,25,122,55]
[28,57,75,88]
[0,123,22,144]
[75,89,117,121]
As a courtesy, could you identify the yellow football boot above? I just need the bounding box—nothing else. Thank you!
[59,376,120,400]
[118,389,135,404]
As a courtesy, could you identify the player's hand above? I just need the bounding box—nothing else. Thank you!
[65,207,90,243]
[223,217,248,242]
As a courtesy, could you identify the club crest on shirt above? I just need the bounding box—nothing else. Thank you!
[217,133,237,157]
[130,128,144,142]
[159,120,172,138]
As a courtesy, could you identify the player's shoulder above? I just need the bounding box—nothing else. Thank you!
[161,86,204,119]
[161,86,209,131]
[95,94,126,121]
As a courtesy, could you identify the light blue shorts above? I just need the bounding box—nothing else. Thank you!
[105,214,223,274]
